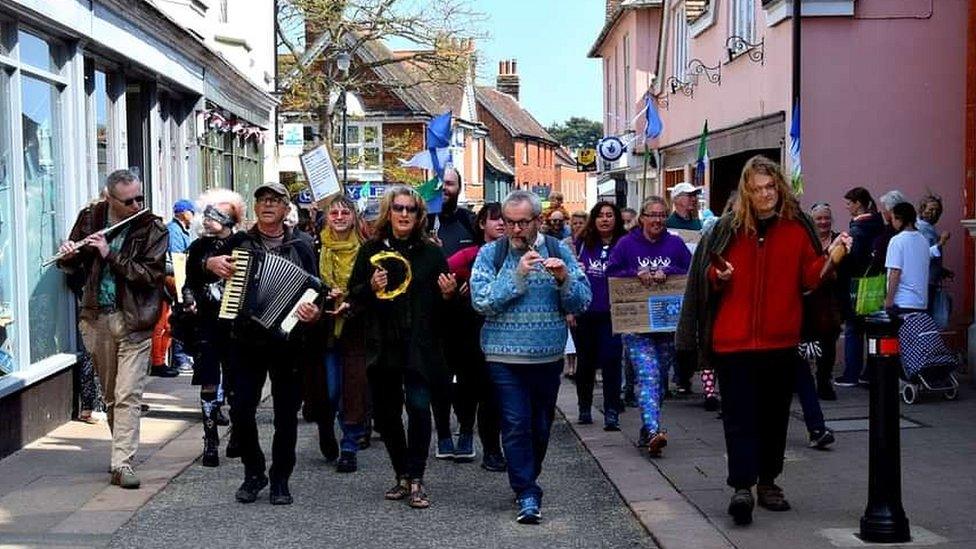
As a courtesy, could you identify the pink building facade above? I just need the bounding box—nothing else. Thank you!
[643,0,968,329]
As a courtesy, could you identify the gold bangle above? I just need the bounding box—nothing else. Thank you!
[369,251,412,300]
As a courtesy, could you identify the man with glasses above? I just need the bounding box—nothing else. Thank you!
[203,182,322,505]
[57,169,168,490]
[470,190,591,524]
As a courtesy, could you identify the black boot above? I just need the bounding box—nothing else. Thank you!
[202,402,219,467]
[318,421,339,462]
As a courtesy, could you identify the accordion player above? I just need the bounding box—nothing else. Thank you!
[218,247,323,337]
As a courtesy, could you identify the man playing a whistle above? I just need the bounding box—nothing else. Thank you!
[470,190,591,524]
[57,169,168,490]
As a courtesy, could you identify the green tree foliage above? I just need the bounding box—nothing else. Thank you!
[545,117,604,151]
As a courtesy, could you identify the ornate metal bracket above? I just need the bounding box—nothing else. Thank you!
[666,75,694,98]
[687,58,722,86]
[726,35,765,65]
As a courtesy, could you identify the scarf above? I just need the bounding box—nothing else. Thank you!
[319,228,360,337]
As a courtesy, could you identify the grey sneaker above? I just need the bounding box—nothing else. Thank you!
[111,465,141,489]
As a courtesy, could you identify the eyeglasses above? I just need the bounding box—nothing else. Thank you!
[110,194,145,207]
[503,217,537,229]
[391,204,419,214]
[329,209,353,217]
[641,212,667,219]
[257,195,286,205]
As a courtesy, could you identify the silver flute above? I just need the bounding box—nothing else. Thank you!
[42,209,150,267]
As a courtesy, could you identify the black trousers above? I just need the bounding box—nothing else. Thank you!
[228,343,302,481]
[370,366,432,480]
[573,312,623,413]
[815,331,840,388]
[432,329,502,454]
[714,349,795,489]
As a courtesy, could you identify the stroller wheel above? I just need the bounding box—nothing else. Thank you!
[901,384,917,405]
[943,387,959,401]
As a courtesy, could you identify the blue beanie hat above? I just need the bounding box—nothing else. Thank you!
[173,199,195,214]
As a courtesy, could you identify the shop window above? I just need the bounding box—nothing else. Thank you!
[0,74,15,375]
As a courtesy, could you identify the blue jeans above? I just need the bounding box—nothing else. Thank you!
[841,321,865,382]
[794,356,825,433]
[324,350,366,454]
[489,360,563,500]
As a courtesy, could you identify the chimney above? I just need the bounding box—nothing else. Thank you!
[606,0,622,20]
[496,58,520,102]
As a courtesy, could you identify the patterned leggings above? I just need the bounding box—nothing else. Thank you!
[623,333,676,433]
[701,369,717,398]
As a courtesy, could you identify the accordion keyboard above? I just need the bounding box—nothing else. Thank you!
[218,249,252,320]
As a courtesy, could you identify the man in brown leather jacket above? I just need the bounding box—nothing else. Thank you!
[57,169,168,489]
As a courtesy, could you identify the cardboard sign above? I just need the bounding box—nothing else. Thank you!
[669,229,701,244]
[172,253,187,303]
[609,276,687,334]
[300,145,342,202]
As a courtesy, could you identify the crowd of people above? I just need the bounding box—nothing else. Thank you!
[56,155,954,526]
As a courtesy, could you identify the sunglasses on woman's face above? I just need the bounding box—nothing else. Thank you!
[391,204,418,214]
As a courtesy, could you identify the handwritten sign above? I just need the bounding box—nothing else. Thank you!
[608,276,687,334]
[300,145,342,202]
[172,253,187,303]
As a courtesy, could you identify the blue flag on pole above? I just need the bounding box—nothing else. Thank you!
[644,96,663,140]
[426,111,453,181]
[789,99,803,195]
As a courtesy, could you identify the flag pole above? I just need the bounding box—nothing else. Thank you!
[791,0,802,194]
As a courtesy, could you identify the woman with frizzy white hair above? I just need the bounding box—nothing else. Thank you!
[180,187,247,468]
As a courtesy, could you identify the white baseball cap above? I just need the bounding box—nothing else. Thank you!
[670,182,703,199]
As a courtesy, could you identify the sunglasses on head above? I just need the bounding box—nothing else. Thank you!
[391,204,418,214]
[111,194,145,206]
[810,202,831,210]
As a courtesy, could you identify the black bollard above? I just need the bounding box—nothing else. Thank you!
[859,314,911,543]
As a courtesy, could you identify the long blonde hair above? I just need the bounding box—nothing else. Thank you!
[731,155,799,236]
[321,194,364,244]
[373,185,429,241]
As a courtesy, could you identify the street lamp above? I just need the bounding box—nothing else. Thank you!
[336,51,351,185]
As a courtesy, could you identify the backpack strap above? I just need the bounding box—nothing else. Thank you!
[492,238,509,273]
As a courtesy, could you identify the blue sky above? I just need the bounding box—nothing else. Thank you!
[474,0,604,127]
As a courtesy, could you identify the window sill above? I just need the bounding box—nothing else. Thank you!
[0,353,77,400]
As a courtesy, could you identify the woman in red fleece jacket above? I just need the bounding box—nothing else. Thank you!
[708,156,849,526]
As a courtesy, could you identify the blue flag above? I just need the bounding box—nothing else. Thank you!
[789,100,803,195]
[426,111,452,180]
[644,97,663,139]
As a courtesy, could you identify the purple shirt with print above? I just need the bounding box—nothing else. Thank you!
[606,230,692,279]
[576,240,616,313]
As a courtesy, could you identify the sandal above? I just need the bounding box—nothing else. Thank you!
[78,411,98,424]
[408,479,430,509]
[384,478,410,500]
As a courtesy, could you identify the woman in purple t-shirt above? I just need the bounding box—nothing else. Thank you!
[606,196,692,457]
[571,201,628,430]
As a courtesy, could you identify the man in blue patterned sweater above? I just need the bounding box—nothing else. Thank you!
[470,190,591,525]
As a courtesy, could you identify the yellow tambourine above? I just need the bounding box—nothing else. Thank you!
[370,250,412,300]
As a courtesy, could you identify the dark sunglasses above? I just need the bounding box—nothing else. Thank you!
[391,204,419,214]
[111,194,145,206]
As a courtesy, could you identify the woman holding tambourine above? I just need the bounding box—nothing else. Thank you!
[346,185,456,510]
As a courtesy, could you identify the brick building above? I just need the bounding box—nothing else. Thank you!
[476,59,563,207]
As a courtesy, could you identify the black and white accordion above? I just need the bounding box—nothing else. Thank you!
[218,248,322,337]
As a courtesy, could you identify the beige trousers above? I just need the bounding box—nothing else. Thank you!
[79,312,151,470]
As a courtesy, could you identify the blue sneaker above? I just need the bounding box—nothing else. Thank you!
[516,495,542,524]
[454,433,476,462]
[435,437,455,460]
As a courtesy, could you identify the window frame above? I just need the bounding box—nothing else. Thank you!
[672,4,690,80]
[729,0,756,46]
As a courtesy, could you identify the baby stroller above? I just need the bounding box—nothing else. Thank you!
[897,311,960,404]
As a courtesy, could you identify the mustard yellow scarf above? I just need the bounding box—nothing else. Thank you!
[319,228,361,337]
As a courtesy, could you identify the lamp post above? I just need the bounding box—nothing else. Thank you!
[336,51,351,186]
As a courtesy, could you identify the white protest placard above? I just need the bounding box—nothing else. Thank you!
[300,144,342,202]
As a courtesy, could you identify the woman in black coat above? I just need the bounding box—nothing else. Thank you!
[346,186,456,509]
